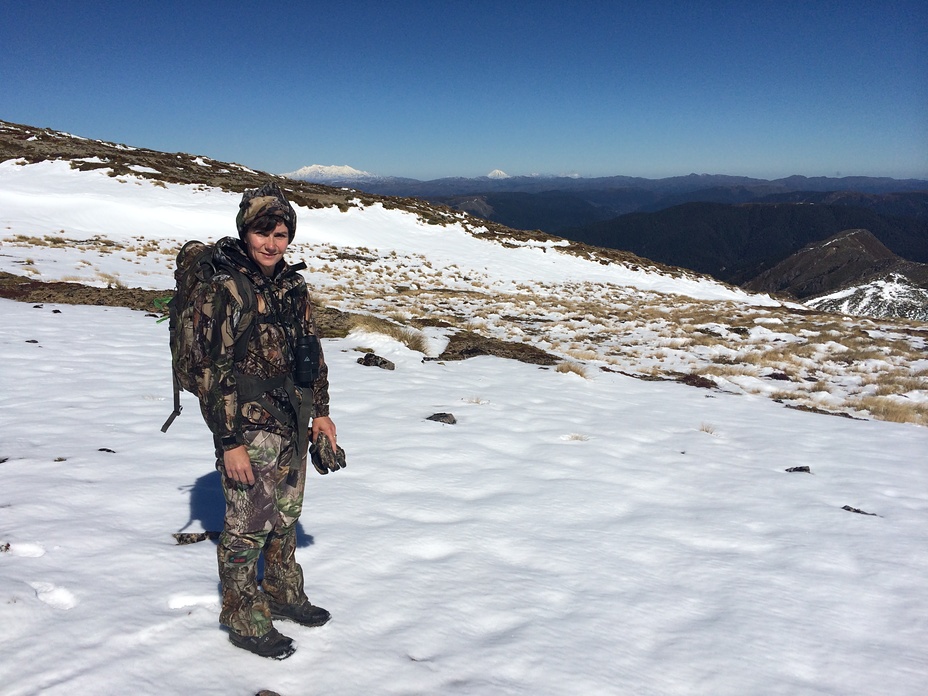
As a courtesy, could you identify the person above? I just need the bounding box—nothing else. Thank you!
[190,182,337,659]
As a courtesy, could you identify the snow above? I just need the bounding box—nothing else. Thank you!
[1,162,927,694]
[283,164,375,181]
[806,273,928,322]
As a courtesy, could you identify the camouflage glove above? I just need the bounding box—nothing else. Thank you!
[310,432,347,475]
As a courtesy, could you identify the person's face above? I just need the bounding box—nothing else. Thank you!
[245,220,290,276]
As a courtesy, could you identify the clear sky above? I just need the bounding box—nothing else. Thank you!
[2,0,926,180]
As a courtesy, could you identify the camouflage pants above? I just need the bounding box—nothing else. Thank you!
[216,429,309,637]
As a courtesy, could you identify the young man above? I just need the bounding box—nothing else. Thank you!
[191,183,337,659]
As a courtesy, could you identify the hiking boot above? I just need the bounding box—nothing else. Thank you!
[228,626,295,659]
[267,598,331,627]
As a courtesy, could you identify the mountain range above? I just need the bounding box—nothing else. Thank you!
[284,165,928,230]
[284,163,928,317]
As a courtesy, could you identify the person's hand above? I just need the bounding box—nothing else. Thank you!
[223,445,254,485]
[311,416,337,451]
[310,416,345,475]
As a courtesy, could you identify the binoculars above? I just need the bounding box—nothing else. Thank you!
[294,334,320,387]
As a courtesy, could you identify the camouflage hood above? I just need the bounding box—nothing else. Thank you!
[235,182,297,241]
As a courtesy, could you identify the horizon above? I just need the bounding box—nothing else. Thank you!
[1,1,926,180]
[284,162,928,183]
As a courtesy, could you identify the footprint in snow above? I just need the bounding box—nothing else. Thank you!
[30,582,78,610]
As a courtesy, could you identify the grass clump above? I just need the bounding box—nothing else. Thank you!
[349,314,430,354]
[556,362,588,378]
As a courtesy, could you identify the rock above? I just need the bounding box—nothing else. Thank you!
[357,353,395,370]
[426,413,457,425]
[785,466,811,473]
[841,505,879,516]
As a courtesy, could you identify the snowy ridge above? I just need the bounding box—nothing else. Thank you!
[807,272,928,321]
[282,164,375,182]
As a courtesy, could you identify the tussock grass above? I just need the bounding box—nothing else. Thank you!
[564,347,600,361]
[556,362,588,378]
[349,314,430,354]
[697,364,760,378]
[10,228,926,428]
[95,272,125,288]
[848,395,928,426]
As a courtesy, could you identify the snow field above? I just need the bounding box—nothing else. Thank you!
[2,299,927,695]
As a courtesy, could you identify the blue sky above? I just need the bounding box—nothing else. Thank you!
[2,0,926,180]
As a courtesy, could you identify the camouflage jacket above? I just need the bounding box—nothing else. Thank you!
[190,237,329,450]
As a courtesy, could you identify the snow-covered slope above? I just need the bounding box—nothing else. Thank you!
[282,164,375,182]
[2,283,927,696]
[1,158,926,428]
[806,272,928,321]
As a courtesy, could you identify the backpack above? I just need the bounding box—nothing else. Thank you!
[160,241,256,432]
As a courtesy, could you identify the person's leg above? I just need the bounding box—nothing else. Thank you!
[216,430,284,637]
[217,534,271,637]
[262,433,307,604]
[263,434,330,627]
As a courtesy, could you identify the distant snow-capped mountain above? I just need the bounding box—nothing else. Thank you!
[806,273,928,321]
[282,164,375,182]
[283,165,517,184]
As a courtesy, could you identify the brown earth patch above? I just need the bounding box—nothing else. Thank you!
[0,271,353,338]
[436,329,559,365]
[0,271,166,312]
[0,271,557,365]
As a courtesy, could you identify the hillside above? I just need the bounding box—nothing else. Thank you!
[562,202,928,284]
[807,273,928,322]
[744,229,928,299]
[1,118,926,429]
[0,118,683,278]
[3,284,926,695]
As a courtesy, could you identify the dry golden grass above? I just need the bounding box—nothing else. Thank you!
[10,228,926,428]
[349,314,430,354]
[564,347,600,361]
[697,364,759,378]
[95,272,125,288]
[848,395,928,426]
[556,362,588,378]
